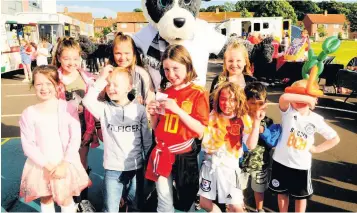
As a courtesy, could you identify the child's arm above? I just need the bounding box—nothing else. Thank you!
[310,118,340,154]
[147,101,160,130]
[140,110,153,158]
[19,108,50,168]
[245,105,267,150]
[82,66,111,120]
[310,136,340,154]
[82,79,106,120]
[279,93,317,112]
[164,98,205,139]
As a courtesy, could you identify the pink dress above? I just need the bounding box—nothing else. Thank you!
[19,101,91,205]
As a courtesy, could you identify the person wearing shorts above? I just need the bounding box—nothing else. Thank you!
[269,160,313,200]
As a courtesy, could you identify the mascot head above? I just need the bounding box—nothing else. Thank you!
[141,0,201,43]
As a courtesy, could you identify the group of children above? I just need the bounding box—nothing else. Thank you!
[19,32,340,213]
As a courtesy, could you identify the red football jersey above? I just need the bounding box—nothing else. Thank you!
[155,84,209,145]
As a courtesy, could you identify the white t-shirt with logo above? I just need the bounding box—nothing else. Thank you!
[273,105,337,170]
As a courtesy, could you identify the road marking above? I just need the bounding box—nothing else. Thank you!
[316,106,357,114]
[1,138,10,145]
[6,94,35,97]
[1,114,21,117]
[2,83,30,86]
[265,102,357,114]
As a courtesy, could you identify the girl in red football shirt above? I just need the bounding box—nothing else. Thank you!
[146,44,209,212]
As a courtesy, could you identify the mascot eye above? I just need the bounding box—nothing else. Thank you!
[159,0,169,8]
[183,0,192,5]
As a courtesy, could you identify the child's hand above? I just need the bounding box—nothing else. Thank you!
[82,133,92,146]
[100,65,113,80]
[308,97,318,110]
[309,145,319,154]
[161,99,180,114]
[44,163,56,174]
[147,100,160,116]
[51,161,69,179]
[254,103,267,121]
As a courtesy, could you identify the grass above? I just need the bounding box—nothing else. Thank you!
[310,40,357,67]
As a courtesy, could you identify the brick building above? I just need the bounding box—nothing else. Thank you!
[303,11,348,41]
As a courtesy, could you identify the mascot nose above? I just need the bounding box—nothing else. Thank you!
[173,18,185,28]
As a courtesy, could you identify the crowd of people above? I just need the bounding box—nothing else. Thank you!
[18,32,341,213]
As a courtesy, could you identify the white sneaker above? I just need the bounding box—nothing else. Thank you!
[22,79,30,83]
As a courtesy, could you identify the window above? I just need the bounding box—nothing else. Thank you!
[121,23,127,28]
[333,32,338,36]
[334,24,340,29]
[254,23,261,31]
[263,22,269,29]
[324,24,328,29]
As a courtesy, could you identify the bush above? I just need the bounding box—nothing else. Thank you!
[338,32,343,40]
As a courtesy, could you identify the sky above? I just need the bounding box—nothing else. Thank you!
[56,0,231,18]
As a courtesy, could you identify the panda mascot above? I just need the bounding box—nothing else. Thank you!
[132,0,226,90]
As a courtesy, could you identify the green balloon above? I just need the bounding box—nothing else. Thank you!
[317,52,328,62]
[322,36,341,54]
[308,49,315,59]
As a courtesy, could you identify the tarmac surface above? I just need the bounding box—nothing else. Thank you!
[1,63,357,212]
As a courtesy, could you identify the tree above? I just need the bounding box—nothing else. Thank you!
[347,4,357,32]
[254,0,298,24]
[317,25,327,38]
[235,1,260,12]
[240,8,252,18]
[338,32,343,40]
[133,8,143,12]
[223,2,236,12]
[288,0,320,21]
[317,1,350,16]
[205,5,226,12]
[112,23,117,32]
[199,8,206,12]
[94,32,103,38]
[103,16,107,19]
[102,27,112,37]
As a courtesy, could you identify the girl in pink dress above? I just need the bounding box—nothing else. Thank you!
[19,65,91,213]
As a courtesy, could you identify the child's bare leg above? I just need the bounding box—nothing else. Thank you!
[199,196,221,213]
[227,203,245,213]
[41,196,53,204]
[295,199,307,212]
[60,197,76,212]
[40,196,55,212]
[277,194,289,212]
[26,64,32,80]
[254,191,264,210]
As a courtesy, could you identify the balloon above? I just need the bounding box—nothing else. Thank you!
[317,52,328,62]
[302,59,318,79]
[322,36,341,54]
[288,36,340,97]
[285,86,306,95]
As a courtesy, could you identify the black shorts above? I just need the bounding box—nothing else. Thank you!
[269,160,313,199]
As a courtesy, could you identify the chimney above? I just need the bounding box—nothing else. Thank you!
[324,10,328,16]
[215,7,219,14]
[64,7,68,13]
